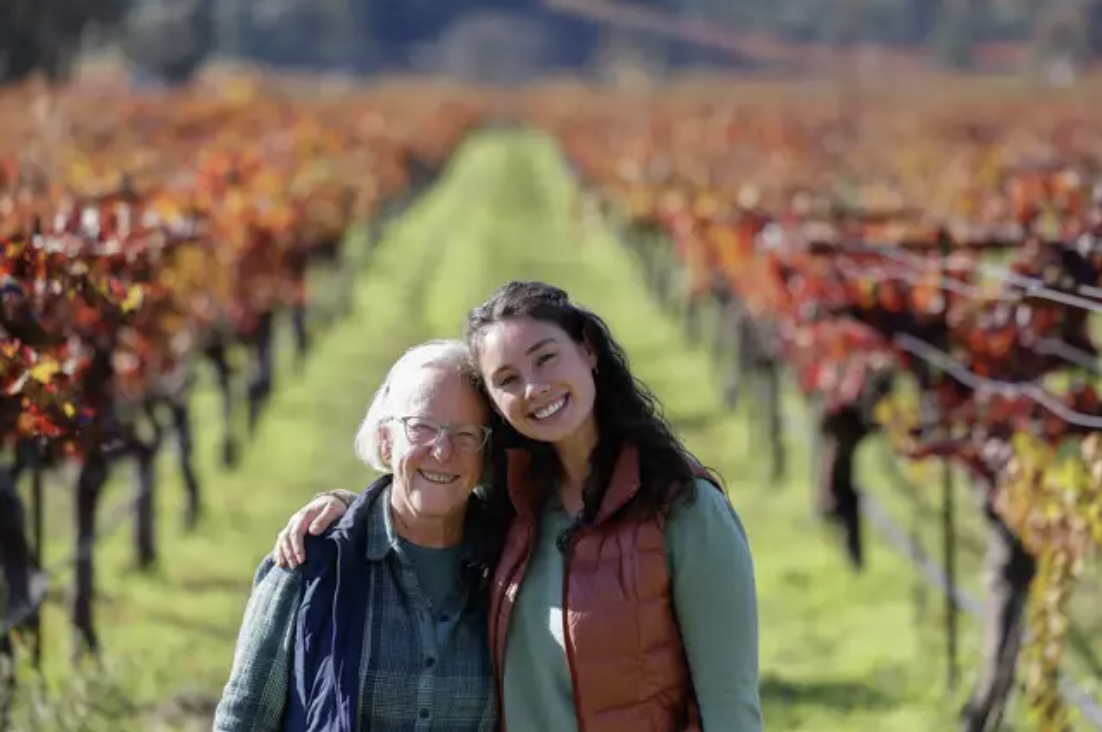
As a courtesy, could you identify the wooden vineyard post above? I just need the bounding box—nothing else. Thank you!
[942,455,959,692]
[30,448,43,671]
[939,229,960,693]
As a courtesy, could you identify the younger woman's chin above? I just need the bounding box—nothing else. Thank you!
[523,420,588,446]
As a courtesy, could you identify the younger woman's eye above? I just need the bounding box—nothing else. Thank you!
[536,352,555,365]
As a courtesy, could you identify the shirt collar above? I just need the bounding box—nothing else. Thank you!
[361,480,478,563]
[364,480,400,562]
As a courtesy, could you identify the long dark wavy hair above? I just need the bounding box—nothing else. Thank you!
[463,280,721,562]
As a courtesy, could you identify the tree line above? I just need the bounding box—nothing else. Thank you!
[3,1,1102,88]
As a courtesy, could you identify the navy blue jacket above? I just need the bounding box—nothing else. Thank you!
[283,475,390,732]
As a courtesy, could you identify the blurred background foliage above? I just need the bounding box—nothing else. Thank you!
[3,0,1102,88]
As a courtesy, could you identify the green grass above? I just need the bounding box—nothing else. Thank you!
[7,129,1093,731]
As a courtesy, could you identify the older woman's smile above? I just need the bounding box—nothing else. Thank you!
[418,469,459,484]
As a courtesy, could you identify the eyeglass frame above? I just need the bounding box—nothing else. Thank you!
[383,415,492,453]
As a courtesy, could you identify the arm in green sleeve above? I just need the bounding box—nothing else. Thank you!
[667,478,764,732]
[213,557,302,732]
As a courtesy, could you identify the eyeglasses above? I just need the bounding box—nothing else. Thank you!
[387,416,491,453]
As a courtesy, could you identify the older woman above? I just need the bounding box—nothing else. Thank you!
[274,281,763,732]
[213,339,498,732]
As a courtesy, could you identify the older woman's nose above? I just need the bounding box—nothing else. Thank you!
[430,434,454,461]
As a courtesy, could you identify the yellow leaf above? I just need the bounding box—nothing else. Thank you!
[121,286,144,313]
[30,359,59,383]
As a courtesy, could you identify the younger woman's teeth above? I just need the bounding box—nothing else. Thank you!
[533,396,566,420]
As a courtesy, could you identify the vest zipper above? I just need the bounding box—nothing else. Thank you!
[560,531,587,732]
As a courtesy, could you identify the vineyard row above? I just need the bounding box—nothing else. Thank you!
[2,77,1102,732]
[0,80,485,727]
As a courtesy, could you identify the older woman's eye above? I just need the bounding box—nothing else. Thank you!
[536,352,555,366]
[406,421,439,444]
[454,431,483,451]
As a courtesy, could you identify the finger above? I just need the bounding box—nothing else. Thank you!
[281,533,298,568]
[273,532,289,568]
[282,547,297,569]
[285,531,301,568]
[290,515,309,563]
[281,520,303,568]
[308,503,339,535]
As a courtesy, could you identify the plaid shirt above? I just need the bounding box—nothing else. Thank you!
[213,484,498,732]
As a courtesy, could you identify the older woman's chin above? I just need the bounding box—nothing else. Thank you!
[403,480,479,515]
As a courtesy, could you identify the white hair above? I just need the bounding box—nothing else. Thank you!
[353,339,474,472]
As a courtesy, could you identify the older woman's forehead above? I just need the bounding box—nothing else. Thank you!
[390,367,487,415]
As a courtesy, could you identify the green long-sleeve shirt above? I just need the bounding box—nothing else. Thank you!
[502,477,764,731]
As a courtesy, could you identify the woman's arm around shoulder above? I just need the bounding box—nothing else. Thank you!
[213,555,303,732]
[667,478,764,732]
[272,490,355,569]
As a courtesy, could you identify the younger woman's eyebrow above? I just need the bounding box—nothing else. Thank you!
[489,337,560,381]
[525,337,557,355]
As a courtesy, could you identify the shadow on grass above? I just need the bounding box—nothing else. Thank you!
[173,574,251,597]
[761,672,900,718]
[142,608,240,643]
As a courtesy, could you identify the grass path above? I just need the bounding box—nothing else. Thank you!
[433,131,964,732]
[16,131,980,731]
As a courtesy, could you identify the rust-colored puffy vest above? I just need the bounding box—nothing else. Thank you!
[488,443,720,732]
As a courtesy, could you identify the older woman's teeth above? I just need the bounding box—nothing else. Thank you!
[419,470,458,484]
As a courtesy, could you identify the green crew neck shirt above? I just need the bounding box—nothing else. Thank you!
[397,538,465,610]
[397,537,468,651]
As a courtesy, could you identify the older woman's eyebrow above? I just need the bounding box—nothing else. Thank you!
[406,415,486,429]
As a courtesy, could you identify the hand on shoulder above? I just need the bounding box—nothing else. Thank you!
[271,489,354,569]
